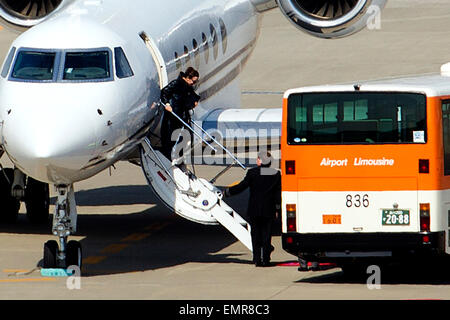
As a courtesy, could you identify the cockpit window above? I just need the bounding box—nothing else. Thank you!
[11,51,56,81]
[2,47,16,78]
[63,51,110,80]
[114,47,134,79]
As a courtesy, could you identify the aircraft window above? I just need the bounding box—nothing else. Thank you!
[175,52,182,72]
[202,32,209,64]
[193,38,200,68]
[210,24,218,60]
[1,46,16,78]
[183,45,190,66]
[219,18,227,54]
[63,51,110,81]
[114,47,134,79]
[11,50,56,81]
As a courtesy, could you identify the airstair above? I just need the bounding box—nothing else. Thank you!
[139,107,253,251]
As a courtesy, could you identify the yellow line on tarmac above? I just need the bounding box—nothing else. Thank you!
[120,232,151,242]
[100,243,129,254]
[143,221,172,232]
[83,256,107,265]
[83,221,173,265]
[3,269,30,273]
[0,278,57,283]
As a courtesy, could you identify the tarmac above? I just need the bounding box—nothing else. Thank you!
[1,0,450,304]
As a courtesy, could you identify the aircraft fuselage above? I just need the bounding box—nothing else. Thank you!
[0,0,259,184]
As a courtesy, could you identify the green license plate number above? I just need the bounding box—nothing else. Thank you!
[382,209,410,226]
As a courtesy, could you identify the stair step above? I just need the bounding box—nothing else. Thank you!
[140,138,252,251]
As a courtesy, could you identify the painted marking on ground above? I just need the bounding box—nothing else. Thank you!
[83,256,107,265]
[83,220,173,266]
[0,278,57,283]
[100,243,130,254]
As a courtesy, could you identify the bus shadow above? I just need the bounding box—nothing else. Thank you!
[297,263,450,285]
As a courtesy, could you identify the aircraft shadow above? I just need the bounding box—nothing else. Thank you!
[74,185,159,206]
[0,184,254,277]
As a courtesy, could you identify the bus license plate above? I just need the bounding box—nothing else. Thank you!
[382,209,410,226]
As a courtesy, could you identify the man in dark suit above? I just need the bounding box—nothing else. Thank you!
[224,151,281,267]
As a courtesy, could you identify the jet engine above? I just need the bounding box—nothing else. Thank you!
[277,0,387,38]
[0,0,72,31]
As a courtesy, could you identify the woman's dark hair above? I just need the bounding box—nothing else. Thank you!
[183,67,199,79]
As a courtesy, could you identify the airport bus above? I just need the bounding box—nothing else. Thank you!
[281,68,450,270]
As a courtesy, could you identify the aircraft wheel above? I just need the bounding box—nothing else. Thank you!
[66,240,82,269]
[43,240,58,268]
[0,168,20,223]
[25,177,50,224]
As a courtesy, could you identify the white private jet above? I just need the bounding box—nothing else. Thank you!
[0,0,386,270]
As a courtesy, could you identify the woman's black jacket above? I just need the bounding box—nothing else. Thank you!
[160,73,200,122]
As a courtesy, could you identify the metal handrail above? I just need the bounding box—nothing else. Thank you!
[162,103,217,153]
[190,120,246,170]
[142,137,199,197]
[162,101,246,170]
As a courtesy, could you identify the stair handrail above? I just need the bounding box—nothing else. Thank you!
[162,101,246,170]
[161,102,217,153]
[142,137,199,197]
[190,120,246,170]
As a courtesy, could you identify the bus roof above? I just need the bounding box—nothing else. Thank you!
[284,73,450,99]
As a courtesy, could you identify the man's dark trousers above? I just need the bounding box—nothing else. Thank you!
[250,216,273,265]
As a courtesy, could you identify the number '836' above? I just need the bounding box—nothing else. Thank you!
[346,194,369,208]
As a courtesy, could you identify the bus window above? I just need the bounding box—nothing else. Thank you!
[287,92,426,144]
[442,100,450,175]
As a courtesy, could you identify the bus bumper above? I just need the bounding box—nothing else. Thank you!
[282,232,446,262]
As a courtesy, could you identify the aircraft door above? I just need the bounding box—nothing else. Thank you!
[139,31,168,89]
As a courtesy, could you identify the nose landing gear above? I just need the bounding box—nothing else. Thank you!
[43,184,82,270]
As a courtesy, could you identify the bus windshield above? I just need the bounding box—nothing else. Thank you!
[287,92,427,144]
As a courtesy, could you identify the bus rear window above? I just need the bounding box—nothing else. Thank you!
[287,92,427,144]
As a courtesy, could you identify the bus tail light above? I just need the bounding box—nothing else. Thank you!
[419,159,429,173]
[420,203,430,232]
[285,160,295,175]
[286,204,297,232]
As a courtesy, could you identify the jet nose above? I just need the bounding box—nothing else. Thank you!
[2,105,97,184]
